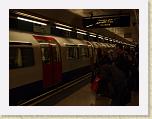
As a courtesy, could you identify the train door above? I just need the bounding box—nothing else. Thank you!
[51,45,62,85]
[40,43,53,88]
[34,35,62,88]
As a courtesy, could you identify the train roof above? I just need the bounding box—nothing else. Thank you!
[9,30,40,46]
[9,30,116,49]
[52,36,88,47]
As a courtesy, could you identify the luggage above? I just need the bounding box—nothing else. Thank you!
[91,75,102,93]
[91,64,112,96]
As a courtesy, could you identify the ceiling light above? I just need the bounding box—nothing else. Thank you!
[56,26,72,31]
[105,37,108,40]
[89,34,96,37]
[76,29,87,32]
[77,31,87,35]
[16,12,48,22]
[98,35,103,39]
[55,22,72,28]
[86,24,93,28]
[17,17,47,26]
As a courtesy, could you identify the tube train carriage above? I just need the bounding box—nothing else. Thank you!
[9,30,116,105]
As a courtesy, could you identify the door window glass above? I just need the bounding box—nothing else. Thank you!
[41,47,51,64]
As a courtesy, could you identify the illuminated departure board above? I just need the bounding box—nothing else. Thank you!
[83,15,130,28]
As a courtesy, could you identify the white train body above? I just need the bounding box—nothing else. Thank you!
[9,30,116,105]
[9,31,43,89]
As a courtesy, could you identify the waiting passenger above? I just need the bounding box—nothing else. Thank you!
[110,50,131,106]
[95,52,112,97]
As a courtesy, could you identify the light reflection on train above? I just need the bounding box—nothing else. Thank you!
[9,30,115,105]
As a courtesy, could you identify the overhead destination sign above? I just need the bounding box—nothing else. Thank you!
[83,15,130,28]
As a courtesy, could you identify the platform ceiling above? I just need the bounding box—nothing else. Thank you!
[11,9,139,44]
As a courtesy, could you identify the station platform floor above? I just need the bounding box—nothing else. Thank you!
[55,83,139,106]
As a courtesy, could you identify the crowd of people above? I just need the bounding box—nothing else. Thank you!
[91,44,139,106]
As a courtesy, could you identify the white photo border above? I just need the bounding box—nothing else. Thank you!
[0,0,148,115]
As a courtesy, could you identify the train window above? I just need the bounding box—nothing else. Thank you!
[67,46,78,60]
[21,48,34,67]
[74,47,78,59]
[52,46,57,62]
[86,47,89,57]
[9,47,34,69]
[41,47,51,64]
[88,47,93,57]
[79,46,89,58]
[76,47,79,59]
[56,46,61,62]
[41,45,61,63]
[10,47,22,69]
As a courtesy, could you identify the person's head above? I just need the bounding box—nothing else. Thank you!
[115,53,126,71]
[116,43,123,50]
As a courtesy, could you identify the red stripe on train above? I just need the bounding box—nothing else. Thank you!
[33,35,55,41]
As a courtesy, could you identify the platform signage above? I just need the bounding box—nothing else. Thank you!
[83,15,130,28]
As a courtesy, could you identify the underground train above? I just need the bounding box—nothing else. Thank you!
[9,30,116,105]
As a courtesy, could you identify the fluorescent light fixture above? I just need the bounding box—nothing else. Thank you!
[89,34,96,37]
[76,29,87,32]
[86,24,93,28]
[78,44,85,46]
[109,38,112,41]
[56,26,72,31]
[17,17,47,26]
[89,32,96,35]
[16,12,48,22]
[55,22,72,28]
[98,35,103,39]
[77,31,86,35]
[105,37,108,40]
